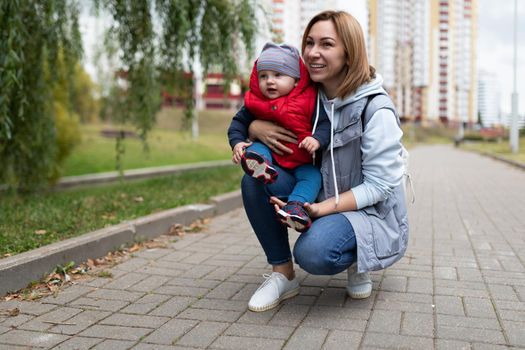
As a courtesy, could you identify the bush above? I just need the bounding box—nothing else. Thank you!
[50,102,81,183]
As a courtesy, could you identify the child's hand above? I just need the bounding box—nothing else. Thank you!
[299,136,320,154]
[232,141,252,164]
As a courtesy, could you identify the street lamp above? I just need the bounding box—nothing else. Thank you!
[510,0,519,153]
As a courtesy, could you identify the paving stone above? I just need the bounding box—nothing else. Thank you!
[79,324,152,341]
[177,308,243,322]
[488,284,520,301]
[301,306,367,332]
[127,275,170,292]
[367,309,402,334]
[0,329,69,348]
[120,294,171,315]
[284,326,329,350]
[191,299,246,312]
[103,272,149,290]
[133,248,172,260]
[137,265,185,277]
[437,325,505,343]
[407,277,434,294]
[100,313,170,328]
[113,258,151,272]
[204,267,240,281]
[210,335,284,350]
[471,344,520,350]
[205,281,245,299]
[463,297,497,318]
[0,313,33,328]
[18,307,82,332]
[435,267,458,280]
[434,295,465,316]
[41,285,93,305]
[0,300,57,316]
[381,275,408,292]
[401,312,434,337]
[178,265,218,279]
[142,319,198,345]
[437,314,501,330]
[435,338,471,350]
[501,319,525,347]
[52,336,103,349]
[49,310,111,335]
[316,287,346,307]
[225,323,294,339]
[322,330,363,350]
[87,288,144,302]
[149,296,197,317]
[166,277,220,289]
[155,285,210,297]
[91,339,136,349]
[132,343,183,349]
[176,321,228,348]
[69,297,129,312]
[362,331,433,349]
[236,308,278,325]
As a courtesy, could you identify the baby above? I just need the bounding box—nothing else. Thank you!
[228,43,330,232]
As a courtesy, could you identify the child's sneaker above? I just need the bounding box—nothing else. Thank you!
[277,201,312,233]
[241,151,278,184]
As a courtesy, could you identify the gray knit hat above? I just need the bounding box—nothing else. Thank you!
[256,42,301,79]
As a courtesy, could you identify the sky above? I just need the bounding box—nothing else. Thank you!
[79,0,523,115]
[478,0,524,115]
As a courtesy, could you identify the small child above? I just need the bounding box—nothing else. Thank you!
[228,43,330,232]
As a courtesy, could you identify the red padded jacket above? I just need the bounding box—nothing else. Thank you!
[244,58,317,169]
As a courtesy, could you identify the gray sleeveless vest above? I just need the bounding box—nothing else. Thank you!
[317,94,409,273]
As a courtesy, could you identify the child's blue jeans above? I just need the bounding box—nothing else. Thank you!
[246,142,321,203]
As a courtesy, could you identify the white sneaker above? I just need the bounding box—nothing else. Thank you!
[248,272,300,312]
[346,265,372,299]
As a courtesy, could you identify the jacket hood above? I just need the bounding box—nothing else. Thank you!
[319,73,386,112]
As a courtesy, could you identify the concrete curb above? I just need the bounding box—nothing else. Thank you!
[479,151,525,171]
[0,190,243,296]
[55,160,234,189]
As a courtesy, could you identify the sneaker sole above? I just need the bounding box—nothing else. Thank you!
[248,287,300,312]
[347,287,372,299]
[277,210,310,232]
[241,153,278,184]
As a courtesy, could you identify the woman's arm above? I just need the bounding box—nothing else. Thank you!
[248,120,298,155]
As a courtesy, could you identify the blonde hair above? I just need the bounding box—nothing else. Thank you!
[301,11,375,98]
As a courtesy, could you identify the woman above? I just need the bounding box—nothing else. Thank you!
[238,10,408,312]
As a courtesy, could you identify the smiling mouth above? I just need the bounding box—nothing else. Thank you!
[310,64,326,69]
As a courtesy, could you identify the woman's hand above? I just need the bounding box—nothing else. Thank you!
[232,141,252,164]
[248,120,297,155]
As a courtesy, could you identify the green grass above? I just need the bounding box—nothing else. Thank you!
[400,123,457,149]
[62,108,235,176]
[0,166,243,257]
[461,137,525,164]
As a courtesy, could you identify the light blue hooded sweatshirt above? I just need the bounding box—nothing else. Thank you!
[313,73,409,273]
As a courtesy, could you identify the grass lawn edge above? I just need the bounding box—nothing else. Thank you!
[0,189,242,297]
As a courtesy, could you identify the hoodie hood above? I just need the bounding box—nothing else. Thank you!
[319,74,386,122]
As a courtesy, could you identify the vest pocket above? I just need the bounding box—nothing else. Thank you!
[333,119,362,148]
[372,225,401,259]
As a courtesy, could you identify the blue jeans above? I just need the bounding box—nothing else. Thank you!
[241,162,357,275]
[246,142,321,203]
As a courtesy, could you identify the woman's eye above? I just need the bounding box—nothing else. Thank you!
[305,40,314,46]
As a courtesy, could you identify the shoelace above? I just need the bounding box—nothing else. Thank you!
[254,273,276,293]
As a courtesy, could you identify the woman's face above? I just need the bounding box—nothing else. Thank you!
[303,20,347,96]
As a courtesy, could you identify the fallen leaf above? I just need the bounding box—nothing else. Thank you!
[129,243,140,252]
[0,308,19,317]
[167,223,185,236]
[133,196,144,203]
[34,230,47,235]
[144,241,168,249]
[3,253,11,258]
[86,259,95,268]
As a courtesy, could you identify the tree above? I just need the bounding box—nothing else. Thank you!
[96,0,257,141]
[0,1,82,192]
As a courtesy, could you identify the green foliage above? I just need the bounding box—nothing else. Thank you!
[0,166,242,256]
[0,1,82,192]
[51,102,81,181]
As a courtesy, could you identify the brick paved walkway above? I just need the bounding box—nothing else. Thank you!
[1,145,524,349]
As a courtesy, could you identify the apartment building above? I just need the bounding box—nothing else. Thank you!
[368,0,477,124]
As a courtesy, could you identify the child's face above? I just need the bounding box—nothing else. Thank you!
[258,70,297,99]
